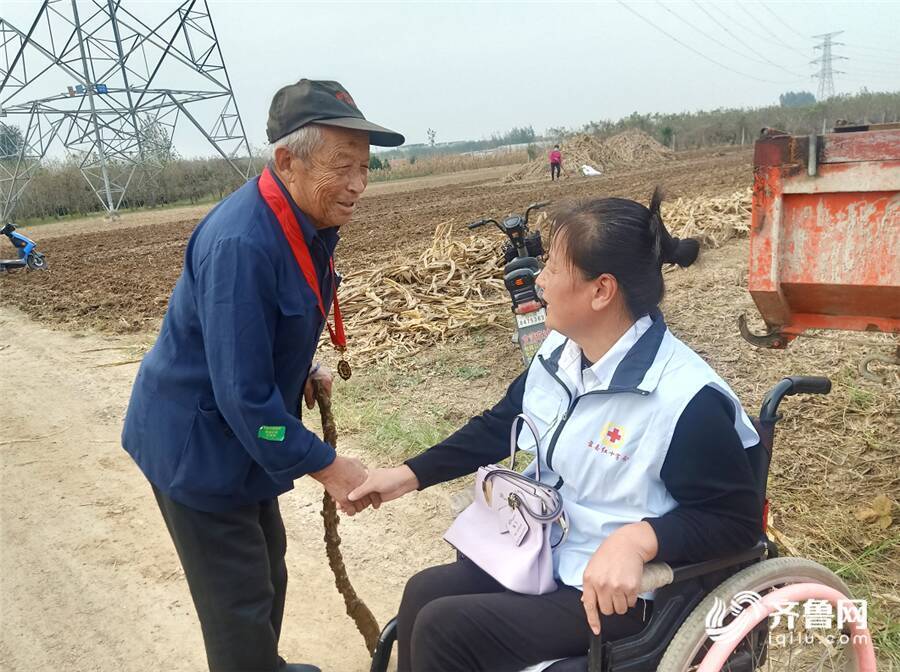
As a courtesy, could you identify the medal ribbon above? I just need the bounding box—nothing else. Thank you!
[258,166,347,353]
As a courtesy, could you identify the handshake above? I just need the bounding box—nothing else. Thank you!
[305,365,418,515]
[310,457,420,516]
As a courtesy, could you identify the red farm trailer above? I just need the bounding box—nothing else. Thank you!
[740,124,900,370]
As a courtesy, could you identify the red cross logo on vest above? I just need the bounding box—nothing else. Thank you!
[600,421,626,451]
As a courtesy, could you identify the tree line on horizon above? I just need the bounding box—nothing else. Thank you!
[2,89,897,222]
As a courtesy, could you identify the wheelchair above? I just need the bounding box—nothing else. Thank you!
[369,376,878,671]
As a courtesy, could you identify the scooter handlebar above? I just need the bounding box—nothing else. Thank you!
[524,202,551,224]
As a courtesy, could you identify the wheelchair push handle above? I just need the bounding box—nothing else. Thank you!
[759,375,831,424]
[784,375,831,395]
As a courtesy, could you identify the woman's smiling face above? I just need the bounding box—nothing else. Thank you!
[535,234,598,338]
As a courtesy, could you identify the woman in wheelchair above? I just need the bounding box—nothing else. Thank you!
[351,190,764,672]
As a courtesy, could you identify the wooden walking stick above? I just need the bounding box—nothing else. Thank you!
[313,381,381,655]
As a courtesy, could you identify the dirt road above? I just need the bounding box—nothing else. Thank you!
[3,146,896,666]
[0,306,455,672]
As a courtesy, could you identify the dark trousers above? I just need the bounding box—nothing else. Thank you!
[397,558,650,672]
[153,485,288,672]
[551,163,561,180]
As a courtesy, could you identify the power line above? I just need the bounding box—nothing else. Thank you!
[750,2,900,61]
[843,42,900,57]
[841,74,900,87]
[688,0,807,78]
[616,1,802,84]
[710,1,810,61]
[734,2,812,59]
[845,66,900,78]
[654,0,805,76]
[756,1,808,43]
[841,53,900,68]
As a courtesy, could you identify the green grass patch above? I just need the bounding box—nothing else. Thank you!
[455,364,490,380]
[356,405,456,460]
[823,533,900,659]
[829,535,899,583]
[330,366,458,460]
[847,386,878,412]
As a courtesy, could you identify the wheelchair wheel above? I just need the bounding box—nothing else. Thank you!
[658,557,876,671]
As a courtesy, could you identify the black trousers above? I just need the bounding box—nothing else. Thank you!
[153,485,288,672]
[397,558,650,672]
[550,163,561,180]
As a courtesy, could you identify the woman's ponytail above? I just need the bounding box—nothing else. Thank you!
[648,187,699,268]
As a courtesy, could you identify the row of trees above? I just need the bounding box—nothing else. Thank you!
[377,125,537,161]
[9,157,252,221]
[550,90,900,150]
[4,90,898,222]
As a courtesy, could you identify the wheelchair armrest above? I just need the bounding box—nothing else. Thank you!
[591,541,770,671]
[640,540,768,592]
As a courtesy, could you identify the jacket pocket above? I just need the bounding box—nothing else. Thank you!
[518,387,565,453]
[169,403,253,496]
[278,290,311,318]
[276,289,317,344]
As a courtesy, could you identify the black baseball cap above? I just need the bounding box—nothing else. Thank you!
[267,79,405,147]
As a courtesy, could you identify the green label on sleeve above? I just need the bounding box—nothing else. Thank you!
[257,425,286,442]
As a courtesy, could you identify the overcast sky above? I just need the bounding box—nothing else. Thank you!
[3,1,899,156]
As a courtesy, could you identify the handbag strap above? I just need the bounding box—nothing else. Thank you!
[510,413,543,482]
[482,469,564,523]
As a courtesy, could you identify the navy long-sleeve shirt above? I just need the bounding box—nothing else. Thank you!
[406,373,762,563]
[122,168,338,512]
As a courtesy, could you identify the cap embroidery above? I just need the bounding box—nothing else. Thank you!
[335,91,357,109]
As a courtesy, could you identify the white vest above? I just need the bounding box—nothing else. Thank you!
[516,313,759,591]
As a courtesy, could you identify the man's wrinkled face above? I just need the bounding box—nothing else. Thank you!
[279,125,370,228]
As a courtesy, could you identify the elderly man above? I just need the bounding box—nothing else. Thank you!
[122,79,403,672]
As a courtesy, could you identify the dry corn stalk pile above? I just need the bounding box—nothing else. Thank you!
[662,188,751,248]
[337,221,509,366]
[505,129,673,182]
[332,189,752,367]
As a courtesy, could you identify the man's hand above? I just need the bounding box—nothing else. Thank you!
[581,522,658,635]
[311,455,376,516]
[348,465,420,506]
[304,364,333,410]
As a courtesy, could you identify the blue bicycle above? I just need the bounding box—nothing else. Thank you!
[1,223,48,272]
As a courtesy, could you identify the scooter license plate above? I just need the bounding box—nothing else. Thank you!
[516,308,547,329]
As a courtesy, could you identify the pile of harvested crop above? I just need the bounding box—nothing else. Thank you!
[505,129,672,182]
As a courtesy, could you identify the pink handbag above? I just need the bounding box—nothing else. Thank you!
[443,414,569,595]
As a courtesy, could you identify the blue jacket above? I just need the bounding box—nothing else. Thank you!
[122,169,338,512]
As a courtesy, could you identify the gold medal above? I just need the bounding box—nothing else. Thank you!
[337,356,352,381]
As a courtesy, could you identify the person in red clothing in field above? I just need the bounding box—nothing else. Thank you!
[550,144,562,181]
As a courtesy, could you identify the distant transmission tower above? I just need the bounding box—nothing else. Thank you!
[0,0,253,221]
[811,31,846,101]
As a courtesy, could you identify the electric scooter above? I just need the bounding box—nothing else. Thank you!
[468,202,550,364]
[1,223,48,272]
